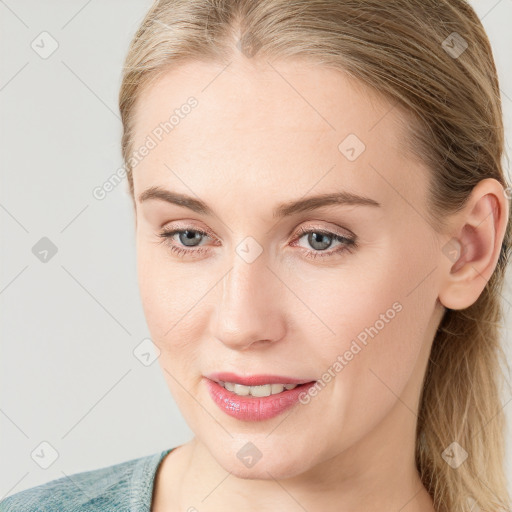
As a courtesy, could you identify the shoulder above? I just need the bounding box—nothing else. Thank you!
[0,448,174,512]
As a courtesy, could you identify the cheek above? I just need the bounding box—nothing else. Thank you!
[326,291,431,445]
[136,239,214,355]
[322,251,437,433]
[299,265,418,384]
[300,233,436,388]
[137,248,207,413]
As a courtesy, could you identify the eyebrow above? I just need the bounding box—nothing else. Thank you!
[138,186,381,218]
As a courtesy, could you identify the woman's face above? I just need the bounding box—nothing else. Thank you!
[132,56,447,479]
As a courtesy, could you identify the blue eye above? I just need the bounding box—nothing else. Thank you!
[157,228,212,258]
[157,226,357,260]
[291,227,357,260]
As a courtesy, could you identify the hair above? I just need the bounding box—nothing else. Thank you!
[118,1,512,510]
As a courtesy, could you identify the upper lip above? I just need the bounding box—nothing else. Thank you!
[205,372,316,386]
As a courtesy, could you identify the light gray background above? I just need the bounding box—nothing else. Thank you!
[1,0,511,500]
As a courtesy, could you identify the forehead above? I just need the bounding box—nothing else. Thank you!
[130,57,428,215]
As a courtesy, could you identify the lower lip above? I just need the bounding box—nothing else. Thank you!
[204,378,317,422]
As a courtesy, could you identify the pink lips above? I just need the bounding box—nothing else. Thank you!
[204,374,317,422]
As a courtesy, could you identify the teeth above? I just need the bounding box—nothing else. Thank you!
[218,381,298,397]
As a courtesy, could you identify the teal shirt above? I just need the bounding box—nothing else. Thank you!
[0,447,175,511]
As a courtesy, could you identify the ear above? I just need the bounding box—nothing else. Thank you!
[438,178,510,311]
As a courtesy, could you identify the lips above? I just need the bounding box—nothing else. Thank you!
[205,371,315,386]
[204,378,317,421]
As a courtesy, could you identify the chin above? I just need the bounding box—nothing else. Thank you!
[212,446,305,481]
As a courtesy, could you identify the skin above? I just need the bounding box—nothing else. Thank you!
[129,53,509,512]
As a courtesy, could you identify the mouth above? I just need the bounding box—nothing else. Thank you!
[212,379,316,397]
[205,374,317,422]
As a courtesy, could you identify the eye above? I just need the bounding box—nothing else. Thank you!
[157,228,213,258]
[156,225,357,260]
[291,226,357,260]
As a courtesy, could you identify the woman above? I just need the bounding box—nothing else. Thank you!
[2,0,511,511]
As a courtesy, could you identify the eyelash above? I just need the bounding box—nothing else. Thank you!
[156,225,357,260]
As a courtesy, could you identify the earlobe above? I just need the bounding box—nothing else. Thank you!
[438,178,508,311]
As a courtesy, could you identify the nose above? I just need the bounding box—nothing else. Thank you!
[209,252,287,351]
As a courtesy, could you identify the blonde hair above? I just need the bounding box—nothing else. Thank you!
[119,1,512,510]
